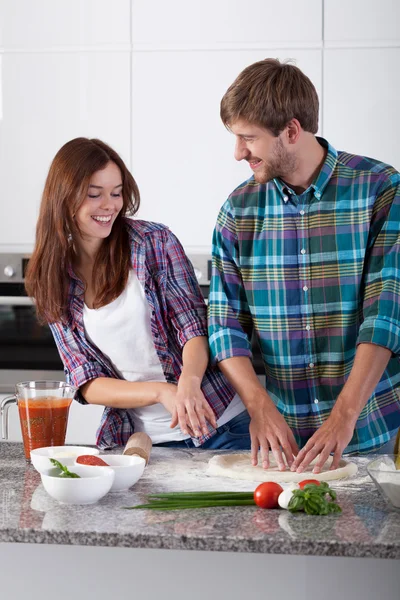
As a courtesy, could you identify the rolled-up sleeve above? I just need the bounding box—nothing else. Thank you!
[163,229,208,347]
[357,174,400,355]
[49,321,107,403]
[208,200,253,365]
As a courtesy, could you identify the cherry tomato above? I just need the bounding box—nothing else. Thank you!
[298,479,320,489]
[253,482,283,509]
[76,455,109,466]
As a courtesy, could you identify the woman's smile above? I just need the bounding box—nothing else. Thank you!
[91,214,113,226]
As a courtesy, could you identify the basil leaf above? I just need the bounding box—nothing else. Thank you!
[50,458,80,478]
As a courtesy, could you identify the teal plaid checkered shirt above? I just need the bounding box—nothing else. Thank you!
[208,138,400,453]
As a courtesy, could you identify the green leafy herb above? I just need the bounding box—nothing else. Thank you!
[288,482,341,515]
[50,458,80,478]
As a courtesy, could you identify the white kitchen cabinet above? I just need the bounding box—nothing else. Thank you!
[132,0,322,47]
[323,48,400,170]
[132,49,322,248]
[0,0,131,49]
[0,51,131,247]
[324,0,400,44]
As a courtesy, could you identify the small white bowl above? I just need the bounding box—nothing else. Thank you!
[75,454,146,492]
[367,455,400,510]
[31,446,100,474]
[41,464,114,505]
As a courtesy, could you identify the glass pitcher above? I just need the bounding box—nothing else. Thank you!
[1,381,75,460]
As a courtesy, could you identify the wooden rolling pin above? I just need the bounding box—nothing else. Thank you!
[123,432,152,465]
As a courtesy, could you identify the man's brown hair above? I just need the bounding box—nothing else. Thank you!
[25,138,140,324]
[221,58,319,136]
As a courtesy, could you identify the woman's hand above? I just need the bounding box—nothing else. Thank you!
[158,383,179,415]
[170,375,217,437]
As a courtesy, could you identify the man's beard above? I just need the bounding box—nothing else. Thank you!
[253,137,297,184]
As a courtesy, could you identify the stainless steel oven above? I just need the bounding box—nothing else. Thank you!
[0,253,64,394]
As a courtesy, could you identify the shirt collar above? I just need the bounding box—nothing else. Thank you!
[274,136,338,202]
[310,137,338,197]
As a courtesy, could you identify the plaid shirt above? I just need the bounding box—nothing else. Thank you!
[208,138,400,453]
[49,218,235,449]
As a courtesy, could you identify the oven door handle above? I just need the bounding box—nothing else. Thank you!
[0,296,35,306]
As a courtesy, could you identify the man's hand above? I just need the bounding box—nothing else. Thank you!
[249,401,299,471]
[216,356,298,470]
[290,408,356,474]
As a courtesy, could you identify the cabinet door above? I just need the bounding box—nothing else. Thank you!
[0,0,130,49]
[323,48,400,170]
[132,0,322,47]
[0,51,131,247]
[132,49,322,248]
[324,0,400,44]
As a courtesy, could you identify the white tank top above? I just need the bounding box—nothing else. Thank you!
[83,270,244,443]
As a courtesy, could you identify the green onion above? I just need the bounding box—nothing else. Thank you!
[123,490,256,511]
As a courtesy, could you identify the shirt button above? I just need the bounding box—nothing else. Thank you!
[152,310,155,316]
[283,195,288,203]
[306,325,311,331]
[154,333,159,338]
[314,398,319,404]
[300,210,305,216]
[315,192,321,199]
[303,285,308,292]
[300,248,306,255]
[309,362,315,368]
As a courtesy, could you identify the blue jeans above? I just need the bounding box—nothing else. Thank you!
[154,410,251,451]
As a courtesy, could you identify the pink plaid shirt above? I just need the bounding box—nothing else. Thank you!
[49,218,235,448]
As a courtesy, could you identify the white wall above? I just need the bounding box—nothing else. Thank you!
[0,0,398,252]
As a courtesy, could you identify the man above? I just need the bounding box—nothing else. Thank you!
[208,58,400,474]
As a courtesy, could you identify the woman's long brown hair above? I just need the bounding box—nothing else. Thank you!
[25,138,140,324]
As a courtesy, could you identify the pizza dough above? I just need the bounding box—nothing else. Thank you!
[207,453,357,483]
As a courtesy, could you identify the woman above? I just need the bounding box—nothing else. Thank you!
[25,137,250,450]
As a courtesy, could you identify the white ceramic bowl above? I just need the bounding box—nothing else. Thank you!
[75,454,146,492]
[367,455,400,510]
[40,464,115,505]
[31,445,100,474]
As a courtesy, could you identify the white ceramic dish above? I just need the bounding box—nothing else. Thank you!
[30,445,100,474]
[40,464,114,505]
[75,454,146,492]
[367,455,400,510]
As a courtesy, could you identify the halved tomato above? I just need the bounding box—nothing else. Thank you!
[298,479,320,489]
[76,455,109,466]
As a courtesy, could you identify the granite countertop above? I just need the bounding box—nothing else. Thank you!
[1,442,399,559]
